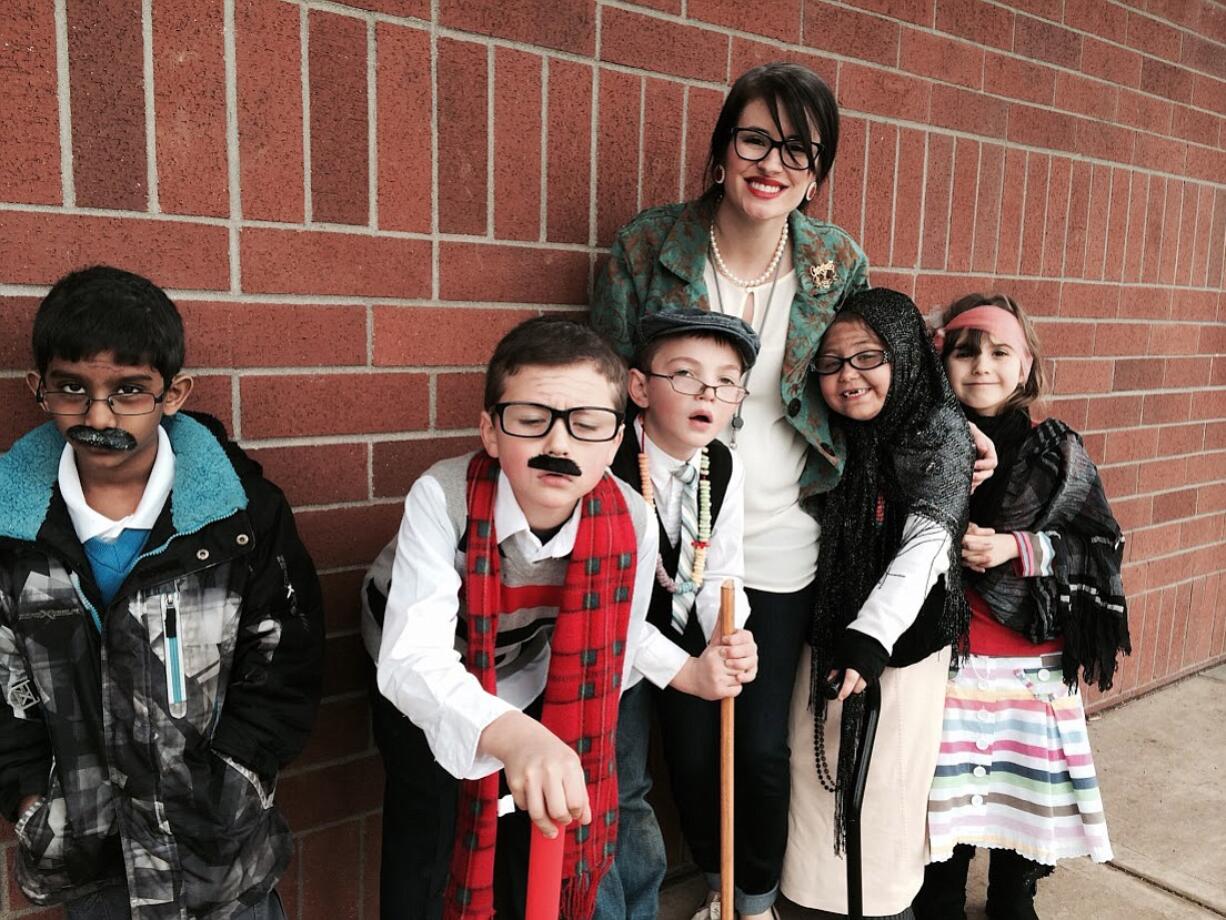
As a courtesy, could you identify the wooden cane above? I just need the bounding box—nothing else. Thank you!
[525,823,565,920]
[719,580,736,915]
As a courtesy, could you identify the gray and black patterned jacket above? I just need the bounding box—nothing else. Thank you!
[0,412,324,919]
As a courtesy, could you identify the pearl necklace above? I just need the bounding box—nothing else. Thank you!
[709,219,789,288]
[638,449,711,595]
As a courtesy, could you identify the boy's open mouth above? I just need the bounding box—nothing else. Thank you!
[689,409,714,424]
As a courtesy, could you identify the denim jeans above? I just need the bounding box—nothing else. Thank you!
[66,885,285,920]
[593,679,667,920]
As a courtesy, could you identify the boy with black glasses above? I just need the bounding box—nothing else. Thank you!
[0,265,323,919]
[362,317,754,919]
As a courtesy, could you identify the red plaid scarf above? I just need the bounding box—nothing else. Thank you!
[443,451,638,920]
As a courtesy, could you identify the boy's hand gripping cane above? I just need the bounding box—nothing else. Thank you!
[526,823,565,920]
[719,580,736,915]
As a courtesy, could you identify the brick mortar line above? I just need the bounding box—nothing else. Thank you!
[235,428,480,450]
[223,0,243,294]
[1127,540,1226,568]
[53,0,74,209]
[300,6,313,224]
[141,0,160,214]
[429,0,440,300]
[1089,658,1226,715]
[485,42,495,239]
[366,19,379,232]
[1129,510,1226,531]
[539,56,550,242]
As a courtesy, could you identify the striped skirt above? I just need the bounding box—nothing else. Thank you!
[926,652,1113,866]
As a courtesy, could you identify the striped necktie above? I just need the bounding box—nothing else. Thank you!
[671,460,699,634]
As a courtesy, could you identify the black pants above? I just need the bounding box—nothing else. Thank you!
[370,686,533,920]
[655,583,814,904]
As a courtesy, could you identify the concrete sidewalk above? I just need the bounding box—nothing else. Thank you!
[661,662,1226,919]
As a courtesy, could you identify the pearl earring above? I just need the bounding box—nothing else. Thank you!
[713,165,726,185]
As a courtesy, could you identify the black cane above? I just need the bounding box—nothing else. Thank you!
[845,680,882,920]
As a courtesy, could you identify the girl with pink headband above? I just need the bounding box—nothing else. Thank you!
[913,294,1132,920]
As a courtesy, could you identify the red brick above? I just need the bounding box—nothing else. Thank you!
[935,0,1014,50]
[1142,391,1193,426]
[1040,157,1071,277]
[320,568,364,634]
[0,211,229,289]
[1059,281,1118,319]
[1007,103,1077,153]
[912,271,996,315]
[851,0,936,25]
[1034,319,1095,357]
[436,371,485,429]
[300,818,366,915]
[237,0,304,223]
[1202,322,1226,353]
[1191,73,1226,116]
[1158,422,1206,455]
[1073,118,1133,165]
[546,59,593,244]
[1139,176,1168,284]
[241,228,431,298]
[362,815,382,920]
[296,503,403,570]
[1064,0,1126,41]
[153,0,228,217]
[1209,189,1226,290]
[596,68,641,247]
[1043,395,1088,429]
[300,697,372,768]
[1183,577,1216,668]
[1140,56,1194,105]
[689,0,802,41]
[1013,14,1081,69]
[946,138,975,272]
[1131,520,1182,558]
[862,122,898,270]
[1124,9,1182,60]
[641,79,684,209]
[309,11,369,226]
[437,39,487,235]
[601,7,726,82]
[1082,165,1112,280]
[278,755,385,831]
[1105,425,1161,464]
[891,127,925,269]
[623,0,681,10]
[838,62,931,122]
[1053,72,1117,122]
[187,374,235,432]
[1208,421,1226,450]
[832,117,867,245]
[0,298,37,369]
[1100,461,1139,497]
[438,243,588,304]
[971,144,1005,273]
[0,378,46,451]
[181,301,367,367]
[684,86,727,202]
[1118,286,1173,322]
[1052,358,1114,394]
[330,0,428,13]
[730,38,837,88]
[1085,394,1144,430]
[929,83,1008,138]
[278,850,301,919]
[1017,152,1049,277]
[1154,487,1198,524]
[376,23,431,234]
[1117,88,1172,134]
[67,0,146,210]
[1112,357,1164,391]
[1186,144,1226,186]
[1103,168,1132,281]
[493,49,543,241]
[1199,481,1226,513]
[0,2,62,204]
[1079,36,1143,88]
[1182,32,1226,80]
[247,443,368,507]
[803,1,899,67]
[373,306,535,366]
[1190,388,1226,422]
[242,372,428,438]
[1121,173,1150,284]
[900,28,983,88]
[1132,134,1187,175]
[372,436,480,497]
[440,0,594,55]
[982,51,1054,106]
[1062,161,1091,278]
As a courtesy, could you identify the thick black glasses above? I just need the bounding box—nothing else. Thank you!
[647,372,748,405]
[732,127,821,171]
[38,386,167,416]
[812,349,891,376]
[493,402,623,442]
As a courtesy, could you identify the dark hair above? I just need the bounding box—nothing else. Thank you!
[635,330,747,374]
[704,62,840,211]
[939,292,1046,412]
[33,265,185,384]
[485,317,628,411]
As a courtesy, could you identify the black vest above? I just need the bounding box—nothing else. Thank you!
[611,425,733,643]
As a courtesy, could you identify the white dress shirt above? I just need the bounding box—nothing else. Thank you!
[637,417,751,638]
[376,465,678,781]
[59,425,175,544]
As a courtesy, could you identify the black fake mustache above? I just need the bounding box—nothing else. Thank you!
[528,455,583,477]
[66,426,139,452]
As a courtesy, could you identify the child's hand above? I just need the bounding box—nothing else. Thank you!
[672,628,757,700]
[479,710,590,838]
[961,523,1019,572]
[826,668,867,701]
[967,422,998,492]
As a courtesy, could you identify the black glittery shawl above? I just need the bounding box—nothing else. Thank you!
[809,288,975,853]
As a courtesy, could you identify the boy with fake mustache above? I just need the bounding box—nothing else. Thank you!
[0,266,324,919]
[362,317,756,920]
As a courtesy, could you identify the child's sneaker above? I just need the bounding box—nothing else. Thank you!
[690,893,722,920]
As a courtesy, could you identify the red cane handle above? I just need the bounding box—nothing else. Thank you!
[526,823,565,920]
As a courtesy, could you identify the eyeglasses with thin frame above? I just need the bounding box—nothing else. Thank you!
[812,349,891,376]
[646,372,748,405]
[37,384,167,416]
[731,127,822,172]
[492,402,624,442]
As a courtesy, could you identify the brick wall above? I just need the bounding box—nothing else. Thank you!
[1,0,1224,916]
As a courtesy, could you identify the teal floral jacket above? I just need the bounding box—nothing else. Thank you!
[591,197,869,505]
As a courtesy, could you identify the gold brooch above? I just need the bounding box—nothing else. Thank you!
[809,260,836,292]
